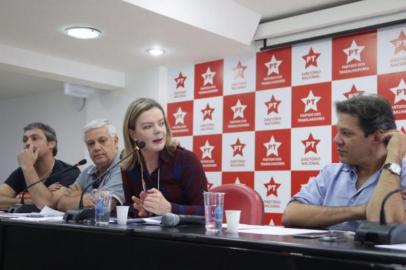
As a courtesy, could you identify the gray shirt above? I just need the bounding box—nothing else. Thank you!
[76,153,124,205]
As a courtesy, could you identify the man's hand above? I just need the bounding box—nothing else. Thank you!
[64,183,81,197]
[48,182,62,192]
[381,130,406,162]
[17,144,38,170]
[83,193,95,208]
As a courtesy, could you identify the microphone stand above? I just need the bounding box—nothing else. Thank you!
[355,186,406,245]
[64,141,145,223]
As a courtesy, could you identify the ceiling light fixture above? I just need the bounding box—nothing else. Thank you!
[146,47,165,56]
[64,26,102,39]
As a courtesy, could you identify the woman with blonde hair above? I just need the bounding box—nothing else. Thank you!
[121,98,208,217]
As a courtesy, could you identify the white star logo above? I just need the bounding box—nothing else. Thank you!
[301,90,321,112]
[264,55,282,76]
[343,40,365,63]
[390,79,406,104]
[202,67,216,86]
[173,107,186,125]
[234,177,241,184]
[231,99,247,120]
[200,140,214,159]
[264,136,282,157]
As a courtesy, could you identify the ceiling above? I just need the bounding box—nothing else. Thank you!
[0,0,361,99]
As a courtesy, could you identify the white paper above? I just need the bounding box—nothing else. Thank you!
[375,243,406,250]
[40,206,65,216]
[233,224,326,235]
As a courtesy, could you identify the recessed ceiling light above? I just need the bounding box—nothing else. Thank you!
[64,26,102,39]
[146,47,165,56]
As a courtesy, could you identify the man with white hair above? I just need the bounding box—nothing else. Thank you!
[27,119,124,211]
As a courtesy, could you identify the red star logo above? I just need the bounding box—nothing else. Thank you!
[233,61,247,79]
[231,138,245,157]
[391,31,406,54]
[343,85,365,99]
[201,103,215,120]
[264,95,281,114]
[264,177,281,197]
[302,47,321,68]
[174,72,187,89]
[302,133,320,154]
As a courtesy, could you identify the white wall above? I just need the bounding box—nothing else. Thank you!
[86,66,166,150]
[0,90,85,181]
[0,66,167,182]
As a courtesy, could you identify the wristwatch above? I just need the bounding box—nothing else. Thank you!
[383,162,401,176]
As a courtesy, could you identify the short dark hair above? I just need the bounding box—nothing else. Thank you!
[23,122,58,156]
[335,95,396,137]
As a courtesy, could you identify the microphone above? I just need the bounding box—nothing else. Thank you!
[8,159,87,213]
[161,213,205,227]
[134,140,146,191]
[63,142,146,223]
[355,185,406,244]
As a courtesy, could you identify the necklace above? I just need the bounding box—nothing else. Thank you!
[40,159,55,181]
[141,168,160,191]
[157,168,160,191]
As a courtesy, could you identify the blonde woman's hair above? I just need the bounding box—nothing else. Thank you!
[121,98,176,171]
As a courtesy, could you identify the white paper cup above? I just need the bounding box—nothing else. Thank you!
[116,205,129,225]
[226,210,241,233]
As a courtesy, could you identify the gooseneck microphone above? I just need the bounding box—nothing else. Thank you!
[134,140,146,191]
[63,141,146,223]
[379,186,406,225]
[25,159,87,192]
[8,159,87,213]
[355,185,406,244]
[161,213,205,227]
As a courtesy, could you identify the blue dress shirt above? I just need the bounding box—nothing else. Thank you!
[291,160,406,231]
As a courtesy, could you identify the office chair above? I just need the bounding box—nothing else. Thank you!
[210,184,264,225]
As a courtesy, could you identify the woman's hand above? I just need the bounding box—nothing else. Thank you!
[143,188,171,215]
[131,191,149,217]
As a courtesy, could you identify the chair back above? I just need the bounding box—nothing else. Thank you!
[209,184,264,225]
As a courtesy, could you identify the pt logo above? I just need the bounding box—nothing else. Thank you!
[201,103,215,120]
[265,95,281,114]
[302,47,320,68]
[302,90,321,112]
[231,138,245,157]
[231,99,247,119]
[264,55,282,75]
[264,177,281,197]
[174,72,187,89]
[343,85,365,99]
[202,67,216,86]
[391,30,406,54]
[200,140,214,159]
[264,136,281,157]
[173,107,186,125]
[233,61,247,79]
[302,133,320,154]
[390,79,406,104]
[343,40,365,63]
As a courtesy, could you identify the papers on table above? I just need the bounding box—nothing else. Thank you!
[231,224,326,235]
[126,216,162,225]
[0,206,64,222]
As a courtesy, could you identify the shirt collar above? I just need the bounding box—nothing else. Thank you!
[341,163,356,173]
[87,152,121,176]
[158,147,173,164]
